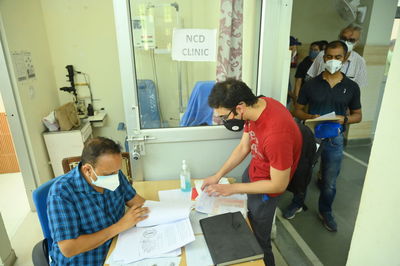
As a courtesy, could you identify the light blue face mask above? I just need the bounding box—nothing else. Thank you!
[309,50,319,59]
[90,165,120,191]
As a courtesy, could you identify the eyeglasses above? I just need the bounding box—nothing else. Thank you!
[219,107,236,123]
[341,37,357,43]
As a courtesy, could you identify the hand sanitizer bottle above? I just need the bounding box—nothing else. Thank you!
[180,160,191,192]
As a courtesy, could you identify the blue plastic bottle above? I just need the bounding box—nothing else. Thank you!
[180,160,191,192]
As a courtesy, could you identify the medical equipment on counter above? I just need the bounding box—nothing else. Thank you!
[59,65,94,118]
[59,65,77,102]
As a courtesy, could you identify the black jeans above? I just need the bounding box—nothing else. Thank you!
[243,167,279,266]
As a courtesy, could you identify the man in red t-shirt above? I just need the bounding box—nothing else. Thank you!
[202,79,302,266]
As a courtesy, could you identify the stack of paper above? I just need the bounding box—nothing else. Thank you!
[137,200,192,227]
[195,192,248,217]
[192,177,230,200]
[109,200,195,264]
[193,178,247,217]
[110,219,194,264]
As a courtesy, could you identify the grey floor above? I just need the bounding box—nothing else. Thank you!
[276,143,371,266]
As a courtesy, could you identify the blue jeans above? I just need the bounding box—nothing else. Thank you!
[319,133,344,214]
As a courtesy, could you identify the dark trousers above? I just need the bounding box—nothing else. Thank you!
[243,167,279,266]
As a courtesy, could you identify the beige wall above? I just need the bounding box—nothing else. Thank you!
[40,0,127,145]
[291,0,348,47]
[0,0,60,183]
[350,0,398,139]
[346,25,400,265]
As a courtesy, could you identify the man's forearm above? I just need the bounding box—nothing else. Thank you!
[294,78,302,98]
[126,194,145,208]
[294,108,314,121]
[348,113,362,124]
[233,167,290,194]
[231,180,287,195]
[58,223,123,258]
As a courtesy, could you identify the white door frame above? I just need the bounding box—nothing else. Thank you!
[258,0,293,104]
[0,16,39,210]
[113,0,293,180]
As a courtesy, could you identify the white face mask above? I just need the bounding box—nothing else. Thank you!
[344,41,355,52]
[325,59,342,74]
[89,165,120,191]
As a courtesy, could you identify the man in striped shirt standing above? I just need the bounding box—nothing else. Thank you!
[306,23,368,89]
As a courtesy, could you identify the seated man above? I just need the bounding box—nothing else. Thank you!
[47,137,149,265]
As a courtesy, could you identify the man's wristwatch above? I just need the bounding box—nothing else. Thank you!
[343,116,348,125]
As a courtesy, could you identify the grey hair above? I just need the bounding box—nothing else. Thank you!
[342,23,363,33]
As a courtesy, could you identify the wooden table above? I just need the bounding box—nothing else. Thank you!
[105,179,264,266]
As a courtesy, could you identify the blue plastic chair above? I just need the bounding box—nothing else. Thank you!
[180,81,215,127]
[32,177,59,265]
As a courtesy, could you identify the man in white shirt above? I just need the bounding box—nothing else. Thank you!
[307,23,367,88]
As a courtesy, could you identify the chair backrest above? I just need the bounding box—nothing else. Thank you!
[32,177,59,252]
[180,81,215,127]
[61,152,133,184]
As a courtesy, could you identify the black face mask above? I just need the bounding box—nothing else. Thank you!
[223,118,245,132]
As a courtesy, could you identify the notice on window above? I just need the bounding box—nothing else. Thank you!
[132,16,156,50]
[172,28,217,62]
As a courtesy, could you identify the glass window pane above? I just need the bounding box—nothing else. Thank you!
[129,0,261,129]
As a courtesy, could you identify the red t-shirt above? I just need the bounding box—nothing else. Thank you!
[244,97,302,197]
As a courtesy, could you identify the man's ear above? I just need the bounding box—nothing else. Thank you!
[236,102,246,114]
[81,163,92,176]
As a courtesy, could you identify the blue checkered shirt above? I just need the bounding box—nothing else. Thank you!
[47,163,136,265]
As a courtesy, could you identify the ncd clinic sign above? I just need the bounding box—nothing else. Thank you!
[172,29,217,62]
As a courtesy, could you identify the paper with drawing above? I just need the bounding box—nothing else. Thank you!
[112,218,195,264]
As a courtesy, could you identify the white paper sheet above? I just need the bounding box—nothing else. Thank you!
[195,192,247,217]
[185,235,214,266]
[137,200,192,227]
[318,111,336,119]
[113,218,195,264]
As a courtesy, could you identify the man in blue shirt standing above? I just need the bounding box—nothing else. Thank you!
[47,137,149,265]
[284,41,362,232]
